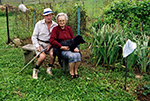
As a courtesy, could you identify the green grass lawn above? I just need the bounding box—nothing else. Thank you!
[0,16,149,100]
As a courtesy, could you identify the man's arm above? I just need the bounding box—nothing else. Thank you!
[31,22,40,48]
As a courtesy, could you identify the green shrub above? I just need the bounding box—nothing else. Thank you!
[93,0,150,35]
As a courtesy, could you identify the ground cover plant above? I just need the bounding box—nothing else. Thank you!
[0,0,150,100]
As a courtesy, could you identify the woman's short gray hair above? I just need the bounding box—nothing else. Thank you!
[56,13,68,22]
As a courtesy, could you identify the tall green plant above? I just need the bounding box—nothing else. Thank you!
[91,23,122,67]
[135,33,150,72]
[91,22,150,72]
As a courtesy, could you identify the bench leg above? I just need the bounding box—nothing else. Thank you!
[62,58,69,72]
[23,50,34,64]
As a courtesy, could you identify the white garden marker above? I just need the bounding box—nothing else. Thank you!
[123,39,137,58]
[123,39,137,90]
[18,4,28,12]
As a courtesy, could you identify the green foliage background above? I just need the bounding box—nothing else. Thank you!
[91,0,150,72]
[93,0,150,35]
[6,1,87,39]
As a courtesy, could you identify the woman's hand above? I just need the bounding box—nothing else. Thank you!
[60,46,70,51]
[74,47,79,52]
[45,45,52,52]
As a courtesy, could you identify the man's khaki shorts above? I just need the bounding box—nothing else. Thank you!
[35,41,51,55]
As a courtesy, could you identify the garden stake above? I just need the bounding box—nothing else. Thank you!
[123,39,137,90]
[17,49,47,74]
[124,57,128,90]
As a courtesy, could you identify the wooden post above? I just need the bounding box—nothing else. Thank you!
[77,7,80,36]
[21,0,23,4]
[6,6,10,43]
[44,3,46,8]
[77,7,80,49]
[124,57,128,90]
[33,8,35,28]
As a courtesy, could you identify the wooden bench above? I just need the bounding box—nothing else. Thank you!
[22,44,69,72]
[61,58,69,72]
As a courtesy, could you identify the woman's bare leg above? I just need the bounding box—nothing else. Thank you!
[74,61,81,75]
[69,62,75,76]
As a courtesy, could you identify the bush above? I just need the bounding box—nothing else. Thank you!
[93,0,150,35]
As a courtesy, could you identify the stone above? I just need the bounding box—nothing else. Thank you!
[13,38,22,46]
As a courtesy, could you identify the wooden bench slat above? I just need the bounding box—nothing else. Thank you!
[22,44,36,51]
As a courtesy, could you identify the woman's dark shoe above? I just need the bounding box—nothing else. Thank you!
[75,74,79,78]
[70,75,75,79]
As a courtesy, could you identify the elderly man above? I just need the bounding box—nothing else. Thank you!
[31,8,57,79]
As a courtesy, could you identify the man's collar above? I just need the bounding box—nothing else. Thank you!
[41,19,46,24]
[42,19,54,24]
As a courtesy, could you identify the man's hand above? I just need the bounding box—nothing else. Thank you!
[60,46,70,51]
[36,46,42,52]
[74,47,79,52]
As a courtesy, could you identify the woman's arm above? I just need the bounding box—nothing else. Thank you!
[50,27,62,48]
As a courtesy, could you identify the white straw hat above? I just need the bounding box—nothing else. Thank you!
[43,8,53,16]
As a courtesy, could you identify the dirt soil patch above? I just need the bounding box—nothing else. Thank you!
[136,86,150,101]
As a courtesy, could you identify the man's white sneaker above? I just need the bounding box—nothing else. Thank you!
[46,67,53,75]
[32,68,39,79]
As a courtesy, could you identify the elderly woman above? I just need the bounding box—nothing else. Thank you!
[50,13,81,78]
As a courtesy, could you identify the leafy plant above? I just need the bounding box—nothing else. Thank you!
[143,85,150,96]
[93,0,150,35]
[91,23,123,67]
[91,21,150,73]
[135,33,150,72]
